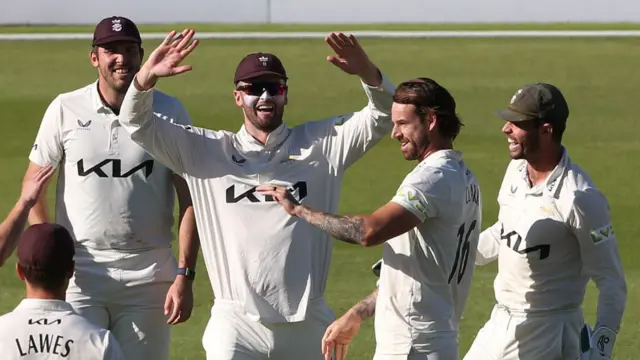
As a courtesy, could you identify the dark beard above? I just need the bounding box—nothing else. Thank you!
[244,106,283,132]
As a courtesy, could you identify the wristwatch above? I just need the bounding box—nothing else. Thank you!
[177,267,196,281]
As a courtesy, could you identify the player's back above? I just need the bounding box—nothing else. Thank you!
[0,299,123,360]
[376,150,481,354]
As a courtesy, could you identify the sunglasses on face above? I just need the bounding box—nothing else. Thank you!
[236,82,288,97]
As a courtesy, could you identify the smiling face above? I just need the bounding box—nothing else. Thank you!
[502,119,551,160]
[234,75,288,132]
[90,40,143,94]
[391,103,434,161]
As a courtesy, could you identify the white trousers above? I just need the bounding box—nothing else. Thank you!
[202,299,335,360]
[66,246,177,360]
[373,333,458,360]
[463,305,583,360]
[374,351,455,360]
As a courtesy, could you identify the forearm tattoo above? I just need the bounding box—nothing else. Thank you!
[352,289,378,321]
[297,206,365,244]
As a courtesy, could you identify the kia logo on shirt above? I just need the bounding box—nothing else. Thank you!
[226,182,308,203]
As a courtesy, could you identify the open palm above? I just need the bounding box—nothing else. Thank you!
[322,313,362,360]
[325,32,373,75]
[21,165,54,208]
[146,29,199,78]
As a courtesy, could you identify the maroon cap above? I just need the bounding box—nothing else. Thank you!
[234,52,288,84]
[17,223,75,272]
[92,16,142,47]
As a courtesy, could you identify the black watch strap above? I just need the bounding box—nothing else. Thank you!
[177,267,196,280]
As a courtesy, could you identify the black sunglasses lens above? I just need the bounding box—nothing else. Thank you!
[241,83,285,96]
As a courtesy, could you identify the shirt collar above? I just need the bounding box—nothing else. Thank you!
[520,146,570,196]
[15,299,75,313]
[235,122,291,152]
[418,149,462,166]
[90,80,116,115]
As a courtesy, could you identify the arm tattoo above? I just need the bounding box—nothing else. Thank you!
[352,289,378,321]
[297,205,365,244]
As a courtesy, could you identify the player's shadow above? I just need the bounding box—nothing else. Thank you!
[513,217,583,360]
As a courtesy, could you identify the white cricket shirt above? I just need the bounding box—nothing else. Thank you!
[118,74,395,323]
[0,299,124,359]
[28,81,192,251]
[374,150,482,355]
[476,148,626,331]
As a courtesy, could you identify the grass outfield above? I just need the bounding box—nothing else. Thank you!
[1,22,640,33]
[0,36,638,359]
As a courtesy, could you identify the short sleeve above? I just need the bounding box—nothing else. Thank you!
[391,167,447,222]
[29,96,64,167]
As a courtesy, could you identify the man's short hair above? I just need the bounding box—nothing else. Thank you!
[393,77,463,140]
[17,223,75,292]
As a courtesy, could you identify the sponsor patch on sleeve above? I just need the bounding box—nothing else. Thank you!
[395,187,428,217]
[589,223,615,244]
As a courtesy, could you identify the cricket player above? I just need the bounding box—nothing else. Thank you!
[0,165,54,267]
[117,29,395,359]
[23,16,200,360]
[261,77,482,360]
[463,83,627,360]
[0,222,124,359]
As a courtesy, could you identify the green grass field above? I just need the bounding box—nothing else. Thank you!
[0,28,639,359]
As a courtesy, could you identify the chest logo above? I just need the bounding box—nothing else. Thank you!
[226,181,307,203]
[77,119,92,130]
[77,159,154,178]
[500,225,551,260]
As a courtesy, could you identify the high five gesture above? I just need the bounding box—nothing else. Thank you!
[135,29,200,91]
[325,32,381,87]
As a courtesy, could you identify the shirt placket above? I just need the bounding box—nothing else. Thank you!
[107,119,120,155]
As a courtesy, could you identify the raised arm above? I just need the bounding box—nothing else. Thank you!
[119,29,208,176]
[322,33,395,170]
[0,166,54,266]
[571,188,626,359]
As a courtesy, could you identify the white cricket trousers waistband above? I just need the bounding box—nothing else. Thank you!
[463,305,584,360]
[202,298,335,360]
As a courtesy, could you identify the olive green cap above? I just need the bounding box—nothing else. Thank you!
[495,83,569,126]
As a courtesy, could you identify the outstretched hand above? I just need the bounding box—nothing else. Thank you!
[136,29,200,90]
[256,185,301,216]
[325,32,381,86]
[20,165,54,208]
